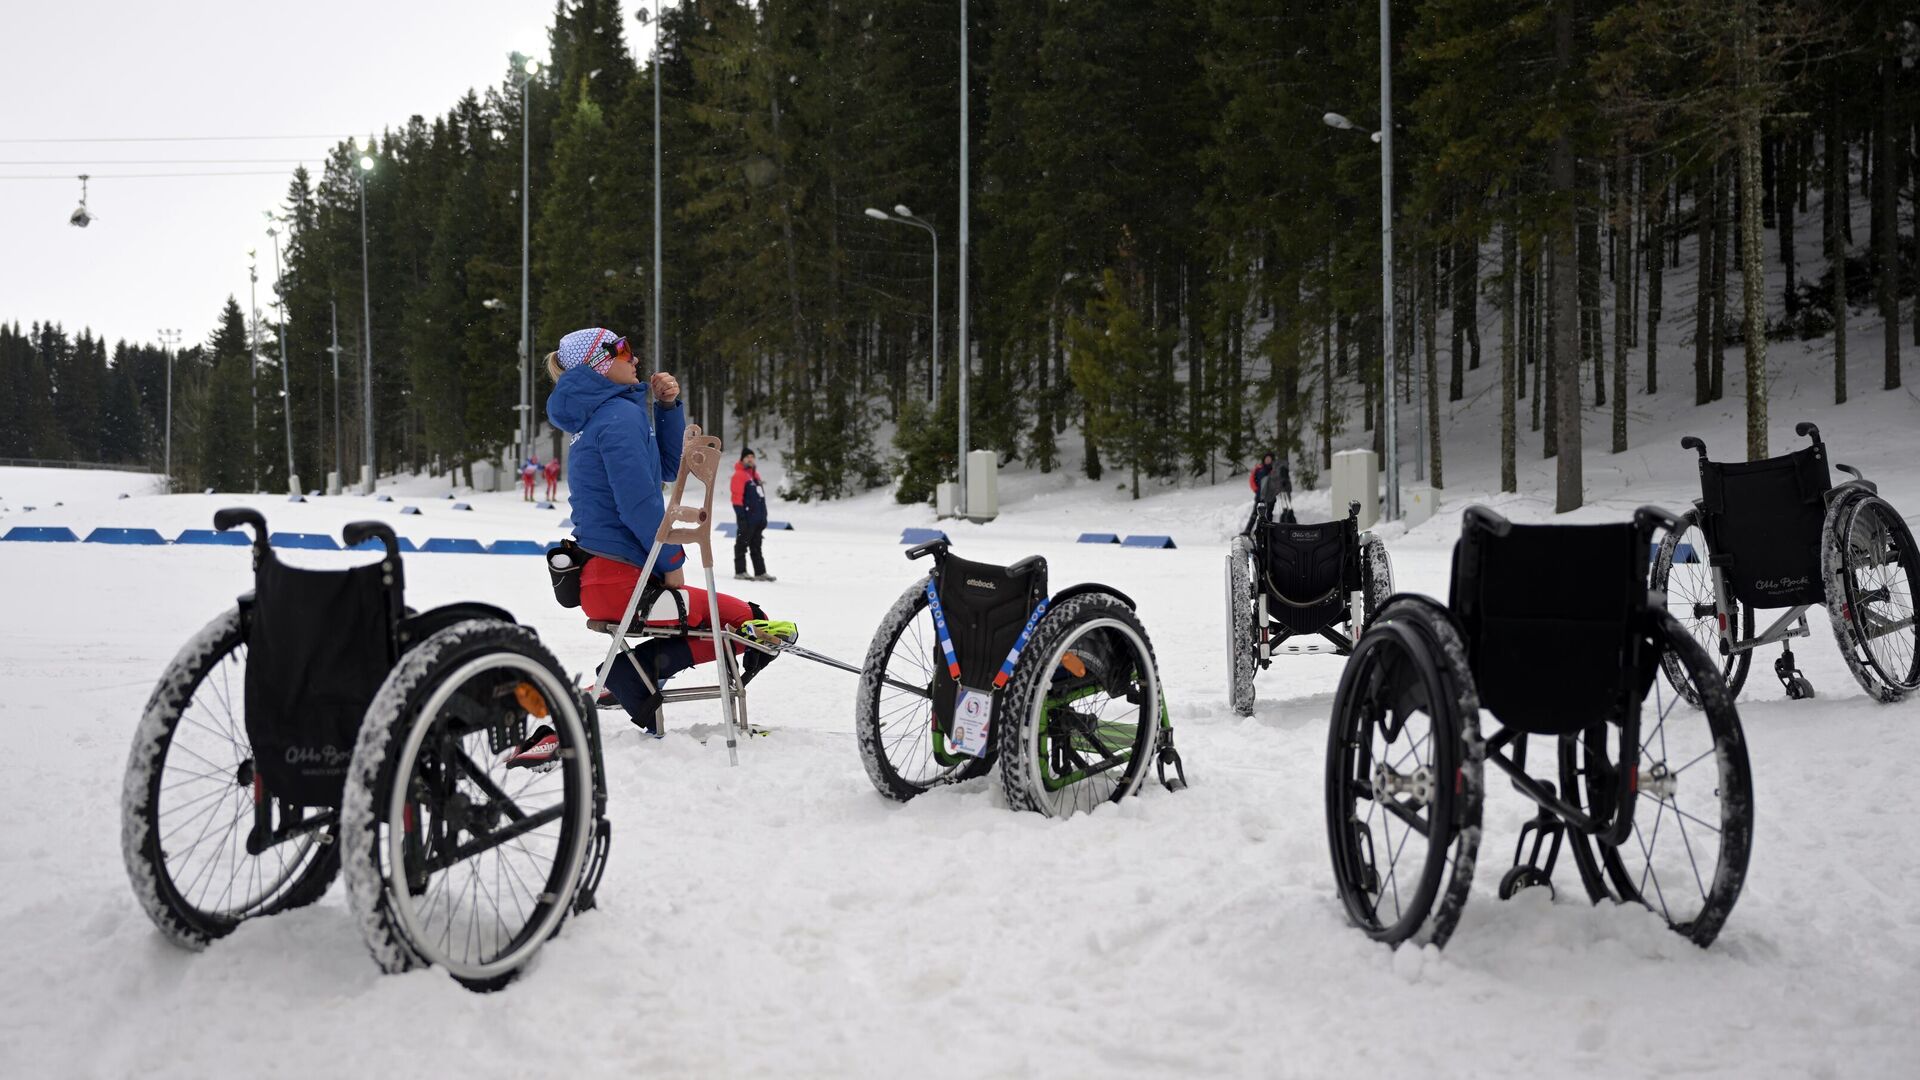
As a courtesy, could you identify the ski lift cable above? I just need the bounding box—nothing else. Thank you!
[0,159,319,165]
[0,170,295,180]
[0,134,358,143]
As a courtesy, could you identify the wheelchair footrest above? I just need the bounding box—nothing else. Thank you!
[1261,640,1344,657]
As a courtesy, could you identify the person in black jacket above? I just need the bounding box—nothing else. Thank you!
[731,448,775,581]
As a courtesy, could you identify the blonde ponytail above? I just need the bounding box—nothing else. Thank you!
[545,351,563,381]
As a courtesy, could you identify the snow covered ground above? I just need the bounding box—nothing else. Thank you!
[3,329,1918,1077]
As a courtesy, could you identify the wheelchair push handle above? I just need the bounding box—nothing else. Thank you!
[1632,504,1684,540]
[905,538,950,562]
[343,520,400,559]
[212,507,268,551]
[1346,500,1361,521]
[1795,421,1822,447]
[1462,504,1513,538]
[1679,435,1708,462]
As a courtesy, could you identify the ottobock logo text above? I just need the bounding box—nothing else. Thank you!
[965,578,998,590]
[1756,576,1812,591]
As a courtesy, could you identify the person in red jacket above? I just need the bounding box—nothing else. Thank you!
[543,455,561,501]
[521,457,539,502]
[730,448,774,581]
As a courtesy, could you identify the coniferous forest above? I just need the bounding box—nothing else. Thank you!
[5,0,1916,508]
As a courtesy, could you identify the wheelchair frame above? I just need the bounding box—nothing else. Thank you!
[1326,504,1754,949]
[1227,499,1391,716]
[855,537,1187,813]
[1666,421,1917,701]
[123,509,613,991]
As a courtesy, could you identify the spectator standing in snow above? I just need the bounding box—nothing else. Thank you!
[543,455,562,502]
[730,448,774,581]
[1248,452,1275,496]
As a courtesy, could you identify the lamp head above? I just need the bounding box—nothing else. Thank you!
[893,204,913,218]
[863,208,888,220]
[358,155,375,172]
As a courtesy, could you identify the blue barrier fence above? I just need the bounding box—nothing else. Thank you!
[901,527,949,545]
[174,529,248,546]
[1077,532,1121,544]
[1121,535,1177,549]
[85,527,168,545]
[1649,541,1698,564]
[2,526,80,542]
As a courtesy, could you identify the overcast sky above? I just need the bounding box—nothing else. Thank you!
[2,1,660,354]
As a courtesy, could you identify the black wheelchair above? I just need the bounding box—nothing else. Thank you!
[854,539,1186,817]
[1226,499,1393,715]
[1652,422,1917,703]
[121,510,611,991]
[1325,506,1754,949]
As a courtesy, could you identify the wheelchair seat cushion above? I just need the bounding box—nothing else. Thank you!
[1259,517,1358,633]
[931,553,1048,733]
[1696,445,1831,609]
[1451,522,1648,735]
[244,550,396,806]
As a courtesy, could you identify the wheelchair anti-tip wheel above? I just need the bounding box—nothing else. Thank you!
[122,607,340,949]
[1652,509,1754,704]
[1822,493,1919,702]
[1325,598,1484,948]
[1559,612,1754,946]
[997,591,1163,817]
[341,620,597,992]
[1226,535,1257,716]
[855,578,995,800]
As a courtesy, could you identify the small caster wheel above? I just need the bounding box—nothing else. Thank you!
[1498,865,1555,901]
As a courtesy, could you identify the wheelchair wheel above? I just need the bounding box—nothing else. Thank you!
[1324,598,1483,948]
[1361,534,1393,626]
[122,607,340,950]
[341,620,596,991]
[1652,509,1753,704]
[856,577,993,801]
[1559,612,1753,946]
[1226,535,1257,716]
[1822,493,1919,702]
[998,591,1162,817]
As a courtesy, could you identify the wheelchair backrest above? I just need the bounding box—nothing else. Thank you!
[245,547,402,807]
[1695,444,1831,609]
[1450,521,1651,735]
[1258,516,1359,633]
[931,552,1048,731]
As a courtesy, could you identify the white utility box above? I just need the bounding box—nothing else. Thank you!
[1403,485,1438,528]
[326,471,342,496]
[472,460,499,493]
[935,481,960,519]
[965,449,999,522]
[1331,449,1380,530]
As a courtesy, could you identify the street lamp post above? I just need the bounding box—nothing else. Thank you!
[265,212,298,494]
[326,301,344,492]
[957,0,971,519]
[157,328,180,488]
[1323,0,1400,523]
[864,206,938,403]
[357,143,376,495]
[512,53,541,469]
[247,249,261,490]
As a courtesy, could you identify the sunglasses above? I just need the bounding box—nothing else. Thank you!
[595,335,634,367]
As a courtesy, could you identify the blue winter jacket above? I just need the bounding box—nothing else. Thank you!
[546,365,687,572]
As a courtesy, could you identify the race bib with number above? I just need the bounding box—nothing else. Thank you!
[951,685,995,758]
